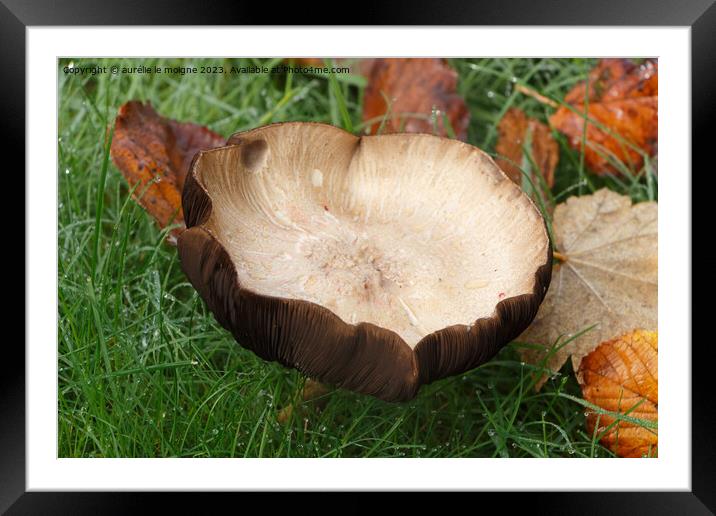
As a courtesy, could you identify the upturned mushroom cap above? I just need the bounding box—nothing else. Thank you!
[178,122,552,401]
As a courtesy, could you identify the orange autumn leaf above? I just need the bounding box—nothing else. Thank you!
[110,101,226,244]
[362,58,470,140]
[579,329,658,458]
[495,107,558,189]
[549,58,657,175]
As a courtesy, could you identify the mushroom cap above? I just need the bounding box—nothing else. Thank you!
[178,122,552,401]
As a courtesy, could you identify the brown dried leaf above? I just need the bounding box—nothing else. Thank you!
[362,58,470,140]
[579,329,658,458]
[518,189,657,388]
[287,57,376,77]
[495,107,558,188]
[110,101,226,244]
[549,58,657,175]
[276,379,331,425]
[289,57,325,67]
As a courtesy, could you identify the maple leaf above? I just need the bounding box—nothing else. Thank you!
[579,329,658,458]
[110,101,226,244]
[495,108,558,201]
[518,189,657,388]
[549,58,657,175]
[362,58,470,140]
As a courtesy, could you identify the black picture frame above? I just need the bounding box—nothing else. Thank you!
[6,0,712,512]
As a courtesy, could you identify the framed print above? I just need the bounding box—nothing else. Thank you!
[6,0,713,512]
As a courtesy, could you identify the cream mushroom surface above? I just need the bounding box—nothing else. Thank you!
[178,122,552,401]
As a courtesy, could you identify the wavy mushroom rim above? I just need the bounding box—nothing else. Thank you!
[178,122,553,402]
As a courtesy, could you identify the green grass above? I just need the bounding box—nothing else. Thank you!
[58,57,655,458]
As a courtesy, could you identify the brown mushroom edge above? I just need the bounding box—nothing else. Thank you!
[178,123,553,402]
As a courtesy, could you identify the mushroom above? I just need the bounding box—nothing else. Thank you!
[178,123,552,401]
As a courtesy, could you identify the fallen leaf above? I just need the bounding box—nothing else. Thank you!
[285,58,469,140]
[362,58,470,140]
[288,57,325,67]
[110,101,226,244]
[579,329,658,457]
[495,107,558,189]
[287,57,376,77]
[276,379,331,424]
[518,189,657,388]
[549,58,657,175]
